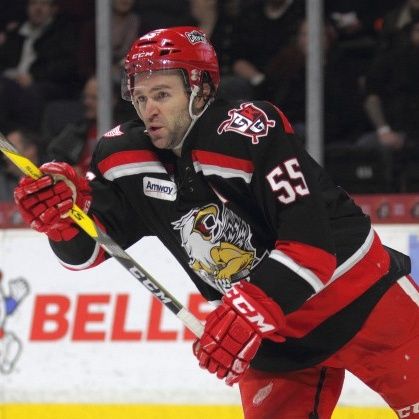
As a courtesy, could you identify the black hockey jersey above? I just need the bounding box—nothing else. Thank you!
[50,99,410,372]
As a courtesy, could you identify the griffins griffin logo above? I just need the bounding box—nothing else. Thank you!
[217,102,276,144]
[185,30,207,44]
[172,204,262,294]
[0,270,29,374]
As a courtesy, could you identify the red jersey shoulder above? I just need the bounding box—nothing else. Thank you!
[215,101,294,145]
[94,121,150,160]
[92,121,167,180]
[268,102,295,135]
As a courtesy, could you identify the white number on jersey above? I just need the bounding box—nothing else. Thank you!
[265,158,310,204]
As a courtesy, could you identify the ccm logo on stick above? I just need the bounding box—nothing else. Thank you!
[129,266,172,304]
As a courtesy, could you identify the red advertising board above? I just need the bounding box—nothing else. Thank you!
[353,194,419,224]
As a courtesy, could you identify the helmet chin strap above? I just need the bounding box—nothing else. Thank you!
[172,85,213,154]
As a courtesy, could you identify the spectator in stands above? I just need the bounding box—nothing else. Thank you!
[46,75,130,176]
[46,75,100,176]
[326,0,385,42]
[262,18,368,144]
[209,0,241,77]
[0,1,26,32]
[0,129,39,202]
[362,17,419,151]
[379,0,419,50]
[0,0,79,133]
[190,0,246,98]
[111,0,141,82]
[59,0,94,25]
[230,0,304,97]
[351,0,405,34]
[136,0,195,36]
[325,0,381,88]
[353,17,419,191]
[77,0,141,83]
[189,0,218,39]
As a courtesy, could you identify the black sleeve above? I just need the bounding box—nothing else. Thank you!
[246,103,337,313]
[49,136,152,268]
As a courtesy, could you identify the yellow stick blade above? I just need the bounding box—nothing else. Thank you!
[1,149,43,179]
[68,204,99,239]
[0,132,98,239]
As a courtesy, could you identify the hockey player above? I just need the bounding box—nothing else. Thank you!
[13,27,419,418]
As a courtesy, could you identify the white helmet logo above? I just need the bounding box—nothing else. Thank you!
[186,30,207,44]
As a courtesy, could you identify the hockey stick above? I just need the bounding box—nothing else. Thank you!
[0,132,204,337]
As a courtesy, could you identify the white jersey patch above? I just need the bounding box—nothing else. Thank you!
[143,176,177,201]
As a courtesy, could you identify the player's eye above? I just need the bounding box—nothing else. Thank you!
[155,91,170,101]
[135,95,146,103]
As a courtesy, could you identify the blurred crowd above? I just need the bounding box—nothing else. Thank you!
[1,0,419,205]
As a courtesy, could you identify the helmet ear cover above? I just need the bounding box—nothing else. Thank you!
[200,71,216,98]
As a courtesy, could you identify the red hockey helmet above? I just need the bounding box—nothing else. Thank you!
[122,26,220,100]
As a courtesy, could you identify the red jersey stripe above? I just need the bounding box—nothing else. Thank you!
[98,150,159,176]
[270,104,295,134]
[275,240,336,284]
[192,150,254,173]
[283,232,390,338]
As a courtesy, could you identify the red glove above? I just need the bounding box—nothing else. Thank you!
[14,162,91,241]
[193,281,285,386]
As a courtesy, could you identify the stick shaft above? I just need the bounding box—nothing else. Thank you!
[0,133,204,337]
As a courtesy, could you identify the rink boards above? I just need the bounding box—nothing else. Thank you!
[1,225,418,418]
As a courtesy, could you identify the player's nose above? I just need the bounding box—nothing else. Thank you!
[143,99,159,120]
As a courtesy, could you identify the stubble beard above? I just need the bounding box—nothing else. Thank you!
[166,108,192,150]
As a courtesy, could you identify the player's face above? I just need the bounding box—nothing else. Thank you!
[28,0,56,27]
[131,72,192,150]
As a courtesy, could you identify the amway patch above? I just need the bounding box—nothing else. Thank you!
[143,176,177,201]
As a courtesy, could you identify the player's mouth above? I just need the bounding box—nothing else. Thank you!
[148,125,164,135]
